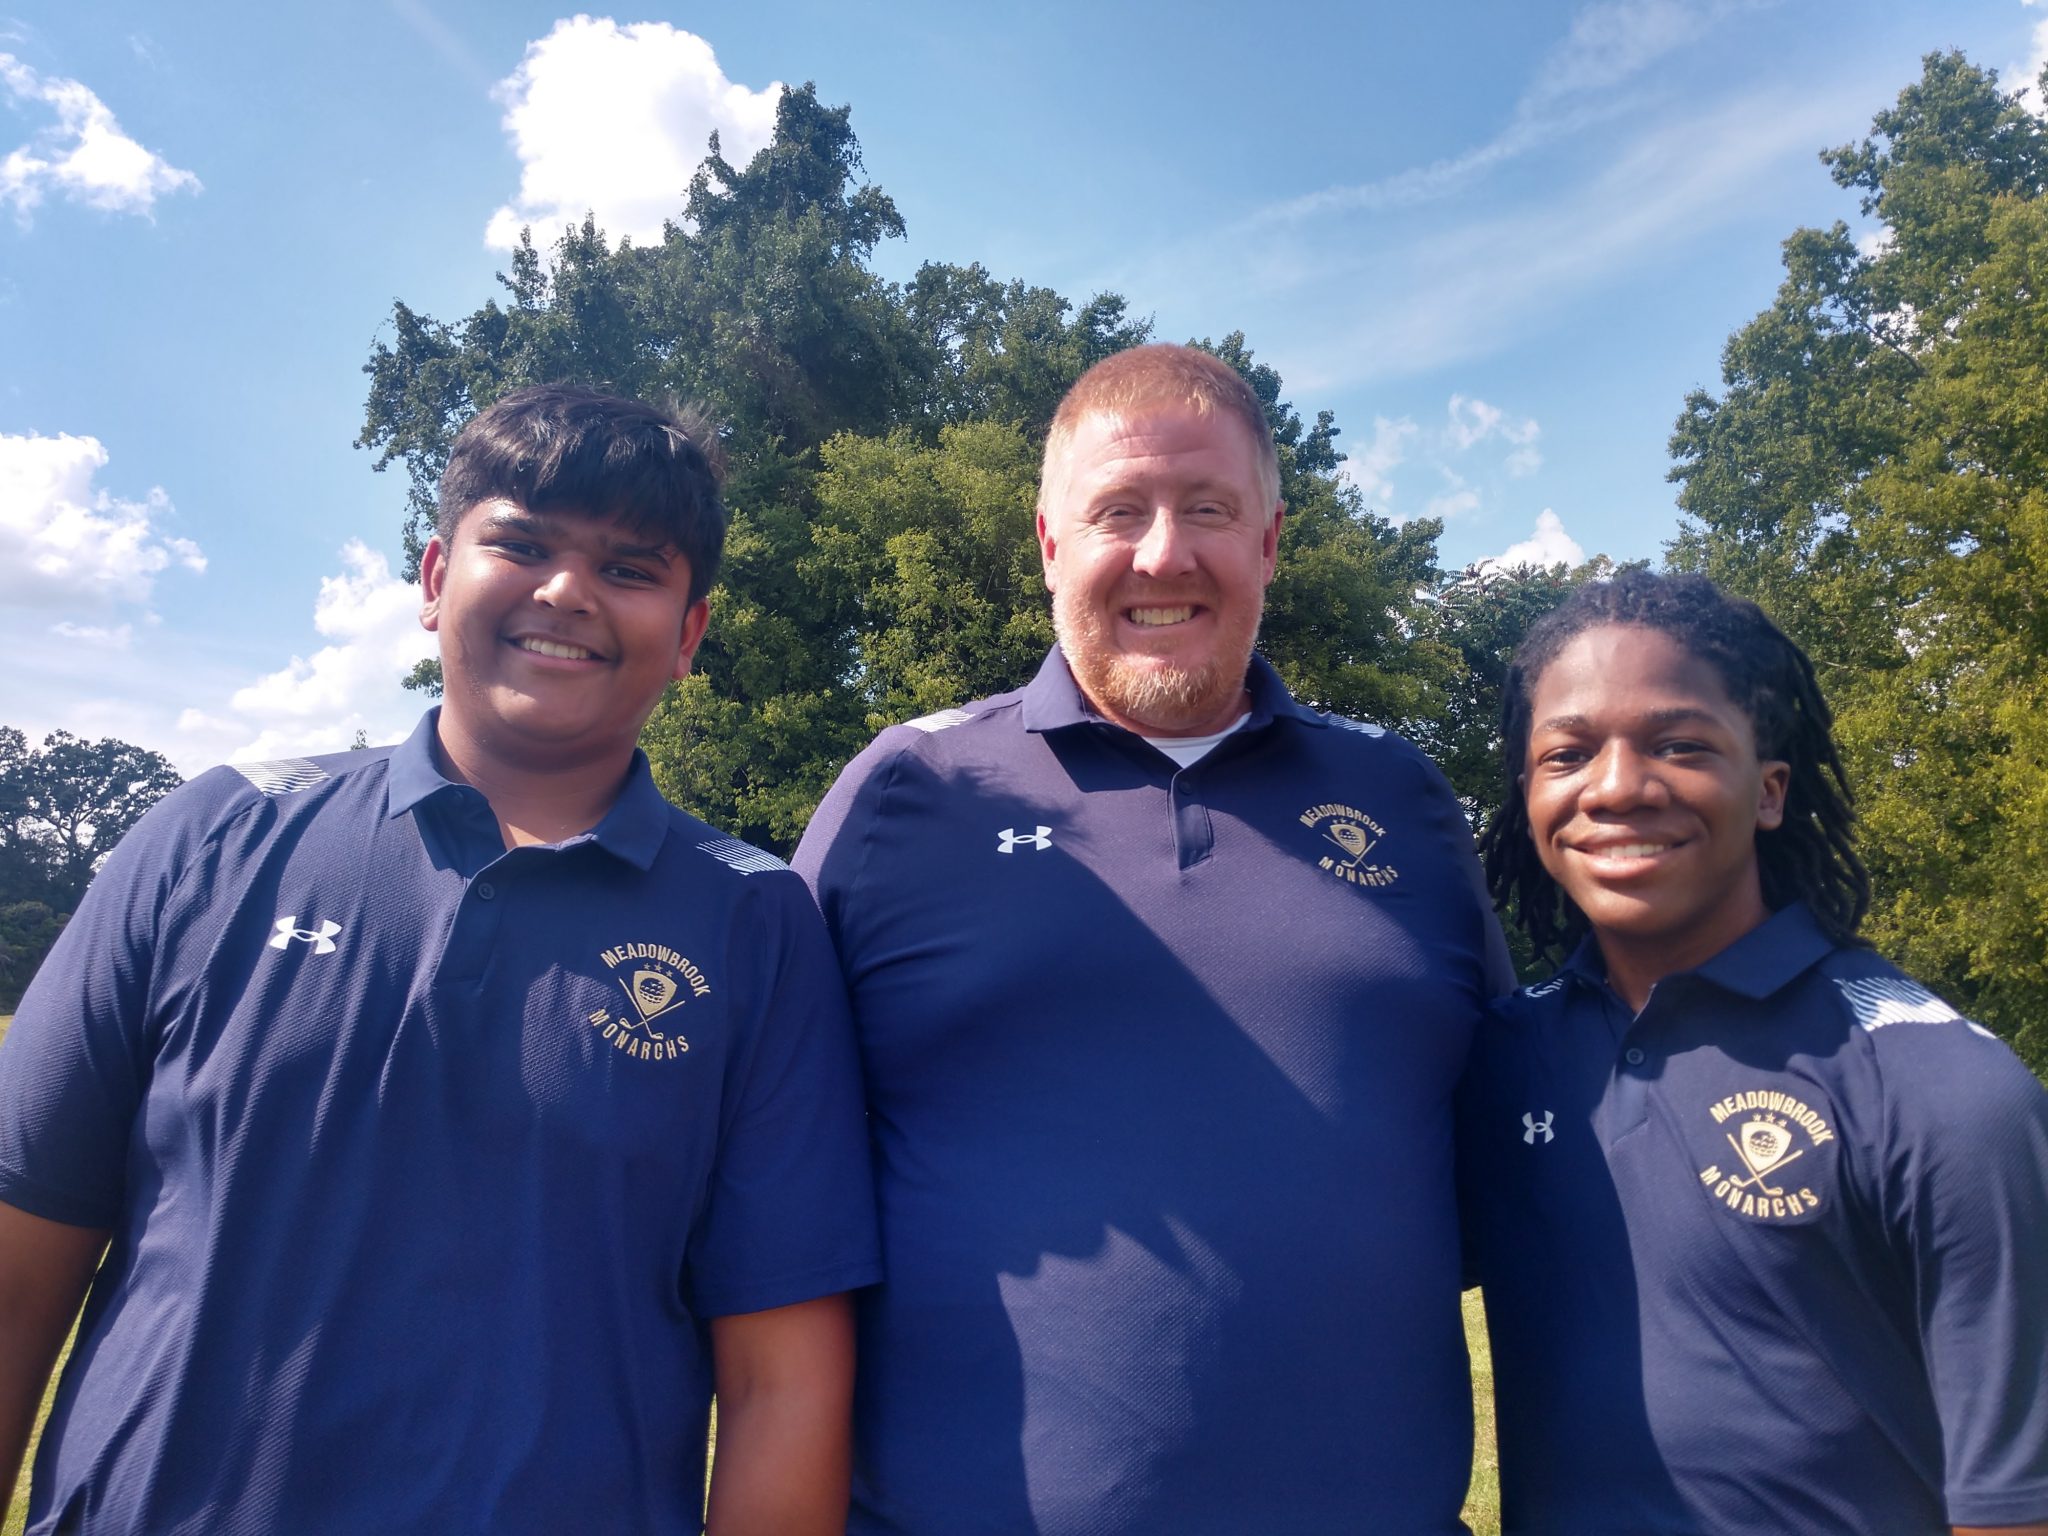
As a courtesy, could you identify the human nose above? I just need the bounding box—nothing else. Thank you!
[1130,508,1197,577]
[532,559,594,612]
[1579,741,1666,812]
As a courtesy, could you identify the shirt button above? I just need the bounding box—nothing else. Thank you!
[476,881,496,901]
[1623,1047,1645,1066]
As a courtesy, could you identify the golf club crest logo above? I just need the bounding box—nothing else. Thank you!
[1695,1086,1837,1222]
[584,942,712,1064]
[1299,802,1400,889]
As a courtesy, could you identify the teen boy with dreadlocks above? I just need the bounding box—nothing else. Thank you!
[1459,569,2048,1536]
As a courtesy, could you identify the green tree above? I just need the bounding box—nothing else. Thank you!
[0,901,65,1012]
[1669,51,2048,1073]
[0,728,181,1006]
[1185,333,1460,733]
[358,84,1545,861]
[358,85,1158,848]
[904,263,1149,430]
[1,730,182,909]
[1411,559,1617,815]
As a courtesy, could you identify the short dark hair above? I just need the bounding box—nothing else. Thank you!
[437,385,728,604]
[1478,568,1870,957]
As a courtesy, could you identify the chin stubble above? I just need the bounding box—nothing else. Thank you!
[1052,589,1257,733]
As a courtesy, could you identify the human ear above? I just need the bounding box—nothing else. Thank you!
[419,536,449,632]
[1755,759,1791,831]
[672,598,713,681]
[1037,510,1061,593]
[1259,504,1285,585]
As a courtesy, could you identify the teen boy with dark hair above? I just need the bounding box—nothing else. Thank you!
[0,385,879,1535]
[1461,568,2048,1535]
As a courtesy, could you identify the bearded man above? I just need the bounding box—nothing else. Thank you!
[793,344,1511,1535]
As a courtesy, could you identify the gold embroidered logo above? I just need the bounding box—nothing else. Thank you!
[1299,802,1400,888]
[584,942,712,1063]
[1695,1087,1836,1221]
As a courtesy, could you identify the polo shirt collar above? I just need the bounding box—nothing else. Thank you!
[1557,902,1835,1003]
[384,708,670,871]
[1019,645,1324,735]
[385,710,458,819]
[1689,902,1836,999]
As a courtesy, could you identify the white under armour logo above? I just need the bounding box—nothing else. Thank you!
[270,916,342,955]
[1522,1111,1555,1145]
[997,825,1052,853]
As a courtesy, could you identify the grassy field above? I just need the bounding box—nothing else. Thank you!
[0,1012,1504,1535]
[1463,1286,1501,1534]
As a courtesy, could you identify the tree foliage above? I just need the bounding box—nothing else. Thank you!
[1670,51,2048,1072]
[0,727,181,1007]
[1410,559,1620,815]
[358,85,1475,854]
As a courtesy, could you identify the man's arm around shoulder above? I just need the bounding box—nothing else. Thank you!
[0,1201,107,1525]
[705,1293,856,1536]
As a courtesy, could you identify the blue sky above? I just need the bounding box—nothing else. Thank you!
[4,0,2043,773]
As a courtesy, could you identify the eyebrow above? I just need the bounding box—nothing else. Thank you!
[1085,478,1244,504]
[476,508,674,566]
[1533,705,1723,734]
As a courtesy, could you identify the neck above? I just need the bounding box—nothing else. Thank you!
[1598,948,1666,1015]
[1089,681,1255,739]
[1595,902,1771,1015]
[432,717,633,849]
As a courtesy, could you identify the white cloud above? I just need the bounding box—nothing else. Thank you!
[1445,395,1502,451]
[0,431,205,608]
[1525,0,1734,109]
[211,540,437,761]
[1479,509,1586,573]
[2016,0,2048,113]
[14,539,434,776]
[1261,84,1857,391]
[1340,415,1417,507]
[1447,394,1544,475]
[1252,0,1757,226]
[484,17,781,252]
[0,53,199,220]
[1424,469,1482,523]
[1345,401,1544,521]
[50,620,133,648]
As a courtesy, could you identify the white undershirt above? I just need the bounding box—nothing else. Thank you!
[1142,713,1250,768]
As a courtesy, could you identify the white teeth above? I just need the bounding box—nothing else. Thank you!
[1128,606,1194,626]
[1592,842,1670,859]
[518,638,595,660]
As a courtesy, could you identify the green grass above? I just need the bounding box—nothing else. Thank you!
[1,1012,63,1536]
[0,1011,1504,1534]
[1464,1287,1501,1534]
[3,1334,62,1536]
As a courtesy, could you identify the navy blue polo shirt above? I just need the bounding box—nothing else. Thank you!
[0,711,880,1536]
[1459,904,2048,1535]
[793,646,1513,1536]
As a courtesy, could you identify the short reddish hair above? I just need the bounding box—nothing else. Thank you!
[1039,344,1281,517]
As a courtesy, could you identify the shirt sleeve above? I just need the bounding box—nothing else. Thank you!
[0,787,217,1228]
[1878,1020,2048,1527]
[682,873,881,1318]
[789,735,902,981]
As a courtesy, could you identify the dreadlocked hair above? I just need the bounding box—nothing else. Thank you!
[1476,568,1869,961]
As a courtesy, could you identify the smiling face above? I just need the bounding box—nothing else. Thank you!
[420,498,710,775]
[1522,623,1790,993]
[1037,404,1283,737]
